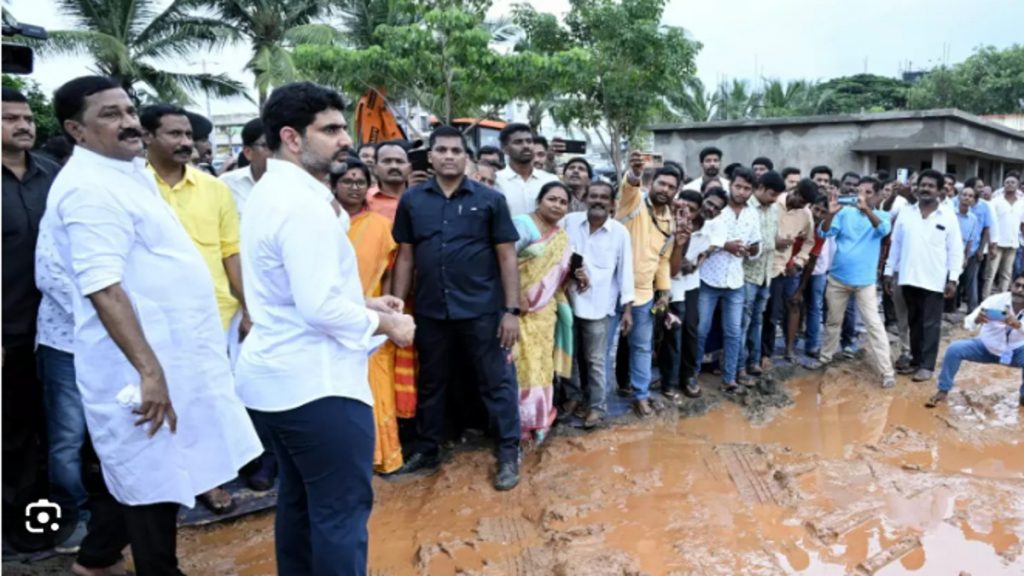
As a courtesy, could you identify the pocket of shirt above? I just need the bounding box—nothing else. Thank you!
[187,210,221,248]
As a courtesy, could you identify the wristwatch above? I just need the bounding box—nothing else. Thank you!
[503,306,522,317]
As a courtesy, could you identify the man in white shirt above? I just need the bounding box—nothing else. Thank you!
[661,188,726,399]
[237,82,415,574]
[696,168,762,395]
[219,117,269,216]
[561,181,634,428]
[47,75,261,575]
[682,146,730,192]
[494,123,560,217]
[926,273,1024,409]
[884,169,964,382]
[983,171,1023,297]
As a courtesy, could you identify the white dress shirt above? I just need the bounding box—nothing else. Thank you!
[562,212,635,320]
[885,203,964,293]
[699,207,761,290]
[671,218,726,301]
[34,222,74,353]
[889,194,909,220]
[236,159,380,412]
[495,166,560,217]
[44,146,261,507]
[964,292,1024,356]
[814,236,835,276]
[988,194,1024,248]
[220,165,256,215]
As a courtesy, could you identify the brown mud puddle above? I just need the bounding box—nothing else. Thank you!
[170,356,1023,576]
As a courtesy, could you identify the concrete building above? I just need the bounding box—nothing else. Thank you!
[650,109,1024,184]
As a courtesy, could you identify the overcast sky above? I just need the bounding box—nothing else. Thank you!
[7,0,1023,116]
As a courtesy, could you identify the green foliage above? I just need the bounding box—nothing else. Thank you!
[907,44,1024,115]
[814,74,909,114]
[2,75,60,145]
[35,0,247,105]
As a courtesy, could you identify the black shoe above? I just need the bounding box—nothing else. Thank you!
[395,452,441,476]
[494,461,520,491]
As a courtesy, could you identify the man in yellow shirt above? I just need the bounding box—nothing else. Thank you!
[141,104,248,513]
[613,151,676,418]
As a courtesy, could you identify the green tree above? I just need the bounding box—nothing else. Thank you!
[35,0,246,105]
[554,0,700,172]
[712,79,760,120]
[813,74,909,114]
[187,0,340,104]
[2,75,60,145]
[907,44,1024,115]
[758,79,820,118]
[666,76,717,122]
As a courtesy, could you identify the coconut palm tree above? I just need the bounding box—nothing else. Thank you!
[759,78,820,117]
[713,79,761,120]
[334,0,421,49]
[667,76,718,122]
[189,0,341,104]
[37,0,247,105]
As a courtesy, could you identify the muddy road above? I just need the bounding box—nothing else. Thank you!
[7,337,1023,575]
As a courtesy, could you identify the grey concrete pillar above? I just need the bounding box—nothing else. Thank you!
[967,156,979,179]
[931,150,948,173]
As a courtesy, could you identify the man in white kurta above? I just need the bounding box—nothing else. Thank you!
[44,76,260,575]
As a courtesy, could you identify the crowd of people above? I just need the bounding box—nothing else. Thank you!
[3,75,1023,575]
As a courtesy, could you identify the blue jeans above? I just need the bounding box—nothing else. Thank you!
[938,338,1024,398]
[740,282,771,370]
[805,274,827,354]
[37,345,89,525]
[697,282,745,384]
[251,396,374,575]
[627,300,655,401]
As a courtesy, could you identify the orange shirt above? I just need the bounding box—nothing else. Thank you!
[366,187,401,221]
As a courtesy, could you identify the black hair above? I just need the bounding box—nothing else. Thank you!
[943,173,956,183]
[2,86,27,103]
[859,175,882,192]
[663,160,685,181]
[499,122,532,146]
[536,180,570,205]
[917,169,944,188]
[699,146,722,162]
[428,125,469,152]
[794,178,819,204]
[875,169,890,181]
[39,136,73,164]
[1006,171,1021,181]
[374,139,409,162]
[812,194,828,207]
[652,167,681,187]
[731,166,756,187]
[478,145,504,159]
[236,149,249,168]
[262,81,346,152]
[757,170,785,192]
[139,104,188,133]
[781,167,801,179]
[963,176,982,190]
[563,156,593,179]
[840,171,861,184]
[241,118,263,147]
[752,156,774,170]
[831,178,841,188]
[809,165,833,179]
[724,162,742,180]
[185,111,213,141]
[679,189,703,206]
[700,178,723,193]
[533,135,548,150]
[586,180,615,199]
[329,159,372,190]
[703,187,728,206]
[53,76,121,139]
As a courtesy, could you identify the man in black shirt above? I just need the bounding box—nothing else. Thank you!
[2,86,60,532]
[391,125,523,491]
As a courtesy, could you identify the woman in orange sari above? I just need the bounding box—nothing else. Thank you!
[331,160,403,473]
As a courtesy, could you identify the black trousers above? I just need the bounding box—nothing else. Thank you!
[414,313,520,464]
[76,440,182,575]
[902,285,945,372]
[658,288,701,390]
[2,343,47,534]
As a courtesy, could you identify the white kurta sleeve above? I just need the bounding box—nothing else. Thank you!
[58,187,134,296]
[278,201,380,350]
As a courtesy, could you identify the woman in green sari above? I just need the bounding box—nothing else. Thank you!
[513,182,588,443]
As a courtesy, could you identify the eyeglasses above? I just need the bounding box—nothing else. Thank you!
[338,179,368,189]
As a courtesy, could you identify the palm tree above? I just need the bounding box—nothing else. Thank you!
[668,76,718,122]
[335,0,421,49]
[759,79,820,117]
[191,0,340,104]
[37,0,247,105]
[713,79,761,120]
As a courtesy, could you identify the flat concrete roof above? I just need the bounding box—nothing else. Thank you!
[648,109,1024,141]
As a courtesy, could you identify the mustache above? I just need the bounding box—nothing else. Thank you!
[118,128,143,141]
[388,169,403,175]
[174,146,193,156]
[13,130,33,138]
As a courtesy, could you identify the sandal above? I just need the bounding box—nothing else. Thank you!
[632,399,654,418]
[736,373,754,387]
[746,365,763,376]
[662,388,682,402]
[924,391,948,409]
[721,382,748,397]
[198,487,236,515]
[683,379,703,398]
